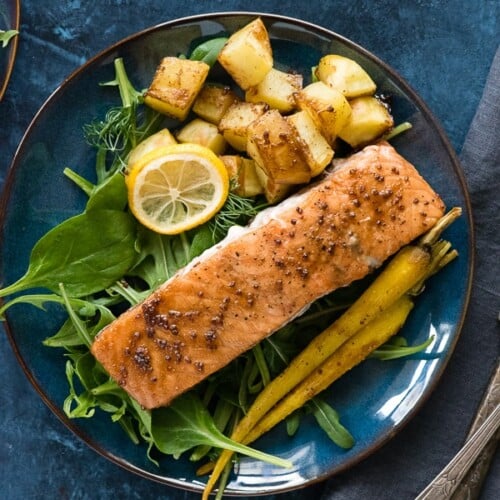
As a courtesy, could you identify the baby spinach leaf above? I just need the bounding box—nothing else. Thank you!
[86,171,128,212]
[151,392,292,467]
[0,209,138,299]
[64,168,128,212]
[189,37,228,66]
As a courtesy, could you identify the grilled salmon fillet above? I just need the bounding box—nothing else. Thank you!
[91,142,445,409]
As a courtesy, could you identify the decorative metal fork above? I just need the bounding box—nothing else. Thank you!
[416,362,500,500]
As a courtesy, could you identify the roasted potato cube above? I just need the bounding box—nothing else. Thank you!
[287,111,334,176]
[144,57,210,120]
[247,109,311,185]
[192,85,240,125]
[316,54,376,98]
[294,81,352,144]
[217,18,273,90]
[255,164,293,203]
[220,155,264,197]
[218,101,268,151]
[245,68,303,113]
[338,96,394,148]
[176,118,227,154]
[220,155,243,190]
[127,129,177,168]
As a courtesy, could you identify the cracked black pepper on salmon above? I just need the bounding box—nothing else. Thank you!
[91,142,445,409]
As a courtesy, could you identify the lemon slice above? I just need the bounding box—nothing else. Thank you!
[126,143,229,234]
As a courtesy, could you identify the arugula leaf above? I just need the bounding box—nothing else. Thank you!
[64,359,96,419]
[151,392,292,467]
[0,293,85,318]
[189,398,236,462]
[43,318,82,348]
[130,226,188,290]
[63,349,145,444]
[310,65,318,83]
[0,29,18,48]
[107,281,148,306]
[126,396,159,462]
[188,224,215,259]
[309,398,354,449]
[285,411,301,437]
[252,344,271,387]
[371,335,435,360]
[60,285,118,346]
[0,210,138,299]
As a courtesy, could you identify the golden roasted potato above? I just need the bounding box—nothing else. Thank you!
[294,81,352,144]
[220,155,264,197]
[338,96,394,148]
[127,129,177,168]
[217,18,273,90]
[192,84,240,125]
[287,111,334,176]
[245,68,303,113]
[218,101,269,151]
[144,57,210,120]
[316,54,376,98]
[246,109,311,185]
[176,118,227,154]
[254,164,293,203]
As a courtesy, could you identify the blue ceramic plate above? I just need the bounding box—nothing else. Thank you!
[0,12,473,496]
[0,0,20,100]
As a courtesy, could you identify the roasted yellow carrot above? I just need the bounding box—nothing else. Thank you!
[245,295,414,443]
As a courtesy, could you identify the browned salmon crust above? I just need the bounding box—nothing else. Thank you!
[91,142,445,409]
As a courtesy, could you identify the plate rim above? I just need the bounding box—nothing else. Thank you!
[0,0,20,100]
[0,10,475,496]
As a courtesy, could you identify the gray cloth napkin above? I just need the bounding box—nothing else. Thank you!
[318,46,500,500]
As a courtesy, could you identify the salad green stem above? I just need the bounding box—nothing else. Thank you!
[107,281,147,306]
[253,344,271,387]
[59,284,93,347]
[101,57,143,108]
[382,121,413,141]
[64,167,94,196]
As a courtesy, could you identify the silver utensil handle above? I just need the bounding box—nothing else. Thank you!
[415,403,500,500]
[451,360,500,500]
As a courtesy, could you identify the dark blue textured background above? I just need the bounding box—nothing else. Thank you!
[0,1,498,499]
